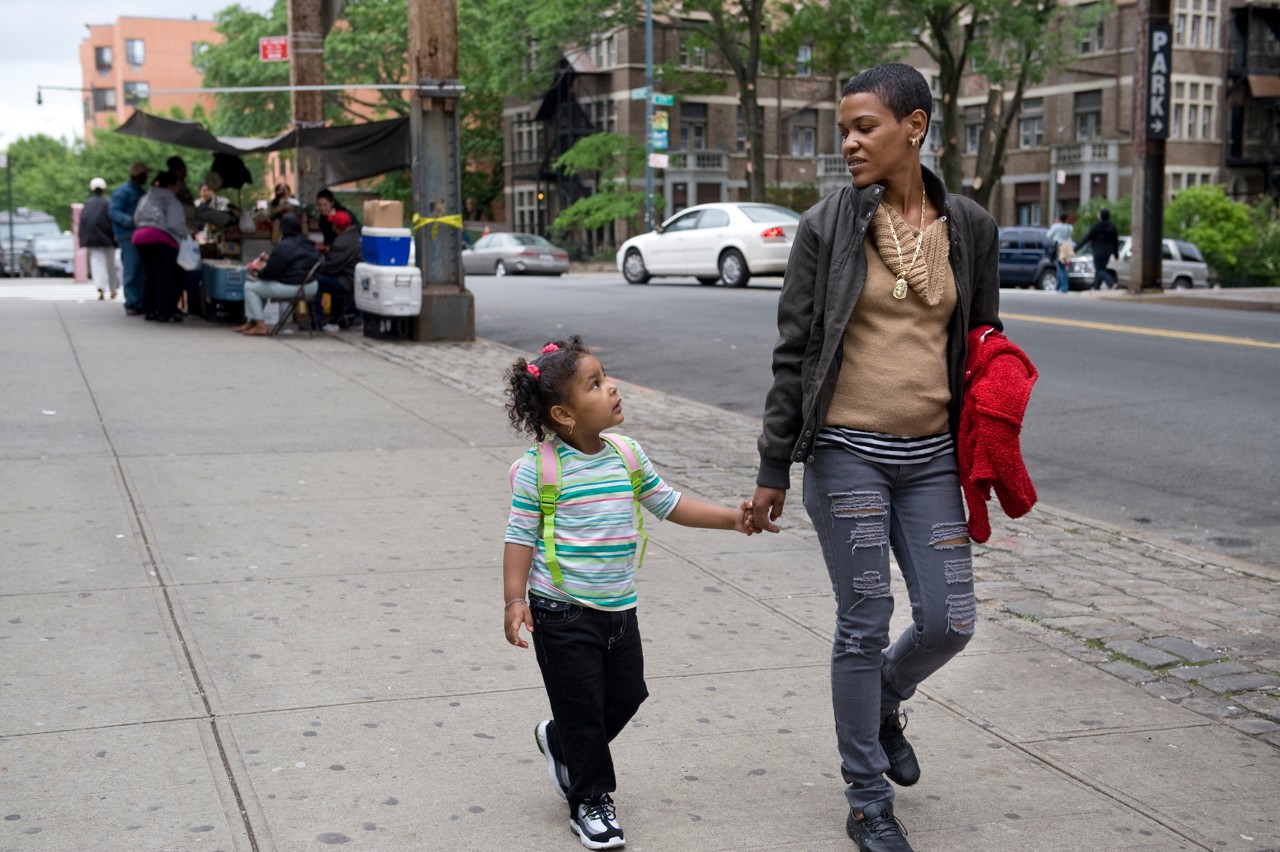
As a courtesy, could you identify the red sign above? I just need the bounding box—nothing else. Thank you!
[259,36,289,62]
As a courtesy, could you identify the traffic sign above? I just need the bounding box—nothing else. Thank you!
[259,36,289,62]
[648,152,669,169]
[630,87,650,100]
[652,93,675,106]
[1146,23,1171,140]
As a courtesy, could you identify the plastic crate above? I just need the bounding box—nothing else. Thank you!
[360,227,412,266]
[363,316,412,341]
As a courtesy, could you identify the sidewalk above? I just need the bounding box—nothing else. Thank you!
[1,298,1277,852]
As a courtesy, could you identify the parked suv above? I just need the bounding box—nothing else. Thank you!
[1,209,60,277]
[998,226,1092,291]
[1112,237,1212,289]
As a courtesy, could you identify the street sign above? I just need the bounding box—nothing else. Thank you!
[630,87,650,100]
[652,93,675,106]
[648,152,669,169]
[650,129,669,150]
[259,36,289,63]
[1146,23,1171,140]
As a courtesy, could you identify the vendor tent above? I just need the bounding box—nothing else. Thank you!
[115,111,410,185]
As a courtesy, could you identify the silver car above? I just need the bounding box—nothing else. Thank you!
[1112,236,1212,289]
[461,233,570,276]
[20,233,76,277]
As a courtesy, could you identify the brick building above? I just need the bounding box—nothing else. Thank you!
[80,17,222,142]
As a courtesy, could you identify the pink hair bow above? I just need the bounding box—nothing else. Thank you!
[526,364,541,379]
[541,344,560,354]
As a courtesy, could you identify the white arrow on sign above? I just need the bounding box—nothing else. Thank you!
[1150,119,1164,134]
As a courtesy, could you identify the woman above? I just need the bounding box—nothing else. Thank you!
[131,171,188,323]
[751,64,1001,852]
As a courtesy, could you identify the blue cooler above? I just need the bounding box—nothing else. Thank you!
[202,260,247,301]
[361,227,412,266]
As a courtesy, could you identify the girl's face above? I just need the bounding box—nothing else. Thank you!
[838,92,924,189]
[560,354,623,437]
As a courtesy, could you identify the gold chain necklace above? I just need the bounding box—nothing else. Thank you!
[885,186,928,300]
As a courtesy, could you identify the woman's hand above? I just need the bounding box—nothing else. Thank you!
[504,601,533,648]
[751,486,788,533]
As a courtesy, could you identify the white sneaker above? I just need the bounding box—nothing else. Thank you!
[570,795,624,849]
[321,323,341,335]
[534,720,570,799]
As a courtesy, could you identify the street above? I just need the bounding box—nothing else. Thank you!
[468,273,1280,569]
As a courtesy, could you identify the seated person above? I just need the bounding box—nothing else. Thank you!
[312,210,363,333]
[315,188,358,248]
[235,212,320,336]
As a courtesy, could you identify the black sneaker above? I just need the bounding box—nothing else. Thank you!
[879,712,920,786]
[570,795,624,849]
[847,799,912,852]
[534,719,571,800]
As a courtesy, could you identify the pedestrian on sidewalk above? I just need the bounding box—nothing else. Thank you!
[1046,212,1074,293]
[1076,208,1120,290]
[110,161,149,315]
[81,177,119,301]
[751,63,1002,852]
[503,336,757,850]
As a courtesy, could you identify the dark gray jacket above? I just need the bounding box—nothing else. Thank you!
[80,195,116,248]
[259,214,320,285]
[318,227,363,290]
[757,167,1002,490]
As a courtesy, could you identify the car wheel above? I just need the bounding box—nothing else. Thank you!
[1038,269,1058,291]
[495,260,507,277]
[622,249,650,284]
[697,276,719,286]
[719,249,750,288]
[1172,276,1192,290]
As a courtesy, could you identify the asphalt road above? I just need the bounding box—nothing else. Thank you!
[470,272,1280,569]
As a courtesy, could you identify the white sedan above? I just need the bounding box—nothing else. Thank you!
[616,202,802,287]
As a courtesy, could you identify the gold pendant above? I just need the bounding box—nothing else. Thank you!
[892,276,908,300]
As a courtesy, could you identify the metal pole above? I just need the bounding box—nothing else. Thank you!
[644,0,654,231]
[1135,0,1171,292]
[3,155,13,277]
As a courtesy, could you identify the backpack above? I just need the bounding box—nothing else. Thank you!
[509,434,648,587]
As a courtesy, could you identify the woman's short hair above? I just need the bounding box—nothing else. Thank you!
[842,63,933,130]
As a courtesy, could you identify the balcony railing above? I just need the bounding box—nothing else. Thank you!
[667,150,729,171]
[818,155,846,177]
[1052,141,1119,165]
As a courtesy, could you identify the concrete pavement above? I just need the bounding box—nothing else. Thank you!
[1,293,1278,851]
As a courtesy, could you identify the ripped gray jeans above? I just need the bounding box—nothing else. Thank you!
[802,446,975,810]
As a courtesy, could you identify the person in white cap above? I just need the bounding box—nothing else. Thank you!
[81,177,119,300]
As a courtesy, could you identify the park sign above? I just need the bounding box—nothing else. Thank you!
[260,36,289,62]
[1146,22,1172,140]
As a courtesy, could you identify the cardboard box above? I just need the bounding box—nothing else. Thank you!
[362,200,404,228]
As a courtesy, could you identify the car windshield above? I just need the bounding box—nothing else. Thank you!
[1175,240,1205,262]
[510,234,553,248]
[738,204,801,223]
[34,235,73,252]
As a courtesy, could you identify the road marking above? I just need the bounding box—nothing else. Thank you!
[1002,312,1280,350]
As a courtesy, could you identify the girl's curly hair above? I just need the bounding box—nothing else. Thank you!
[504,335,591,441]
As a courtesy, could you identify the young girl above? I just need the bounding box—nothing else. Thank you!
[503,336,755,850]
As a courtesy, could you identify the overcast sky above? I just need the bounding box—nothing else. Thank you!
[0,0,274,153]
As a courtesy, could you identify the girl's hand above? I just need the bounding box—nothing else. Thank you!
[736,500,757,536]
[504,601,533,648]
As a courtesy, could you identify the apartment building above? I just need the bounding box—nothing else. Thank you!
[80,17,222,141]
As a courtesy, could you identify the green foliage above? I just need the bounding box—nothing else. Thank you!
[324,0,409,122]
[1237,199,1280,287]
[765,183,820,214]
[196,0,291,136]
[1071,195,1132,242]
[1164,184,1256,284]
[551,133,649,234]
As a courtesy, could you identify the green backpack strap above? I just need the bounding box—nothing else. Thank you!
[532,439,564,586]
[601,433,647,570]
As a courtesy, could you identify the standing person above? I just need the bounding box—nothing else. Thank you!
[315,189,358,248]
[1045,212,1074,293]
[80,177,119,301]
[503,336,756,850]
[110,161,149,315]
[751,64,1001,852]
[313,210,362,333]
[131,171,188,323]
[1076,208,1119,290]
[235,213,320,336]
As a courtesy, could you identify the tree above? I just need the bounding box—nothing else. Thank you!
[1163,184,1255,285]
[550,133,652,235]
[195,0,291,137]
[1072,194,1131,242]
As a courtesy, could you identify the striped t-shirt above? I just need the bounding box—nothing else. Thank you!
[505,434,680,611]
[814,426,955,465]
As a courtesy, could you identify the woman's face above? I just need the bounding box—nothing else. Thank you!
[838,92,922,189]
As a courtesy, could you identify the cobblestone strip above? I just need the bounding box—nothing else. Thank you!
[357,337,1280,746]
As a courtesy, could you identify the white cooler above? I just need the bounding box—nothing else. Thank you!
[354,262,422,316]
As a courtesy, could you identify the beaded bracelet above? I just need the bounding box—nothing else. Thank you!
[504,598,527,609]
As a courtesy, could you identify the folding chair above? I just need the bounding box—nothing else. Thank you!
[269,258,324,338]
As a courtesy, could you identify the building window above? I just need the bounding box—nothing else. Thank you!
[790,109,817,156]
[91,87,116,112]
[1175,0,1218,47]
[606,34,617,67]
[737,105,762,153]
[965,122,981,153]
[680,37,707,69]
[1079,5,1105,53]
[1172,79,1215,140]
[95,46,112,72]
[123,82,150,105]
[1019,98,1044,148]
[796,44,813,78]
[125,39,145,67]
[1016,202,1042,226]
[1074,90,1102,142]
[680,103,708,150]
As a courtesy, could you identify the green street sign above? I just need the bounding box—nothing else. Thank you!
[652,93,675,106]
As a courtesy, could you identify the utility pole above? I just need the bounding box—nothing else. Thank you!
[288,0,327,222]
[1131,0,1171,292]
[644,0,654,231]
[406,0,474,341]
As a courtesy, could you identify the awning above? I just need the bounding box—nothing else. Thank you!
[115,111,410,184]
[1247,74,1280,99]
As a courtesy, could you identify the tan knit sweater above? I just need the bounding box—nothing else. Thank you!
[825,224,956,436]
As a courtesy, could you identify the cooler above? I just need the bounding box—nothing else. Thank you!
[202,260,247,301]
[361,227,412,266]
[354,262,422,316]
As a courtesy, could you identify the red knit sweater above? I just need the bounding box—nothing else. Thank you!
[959,327,1038,543]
